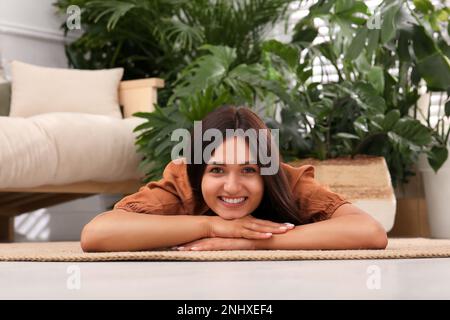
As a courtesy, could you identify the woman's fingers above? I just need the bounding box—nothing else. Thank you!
[242,229,273,240]
[251,218,295,229]
[244,221,294,234]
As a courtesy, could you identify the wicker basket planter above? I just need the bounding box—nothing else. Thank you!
[289,155,396,232]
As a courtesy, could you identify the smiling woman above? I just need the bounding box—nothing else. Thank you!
[80,105,388,252]
[186,105,305,225]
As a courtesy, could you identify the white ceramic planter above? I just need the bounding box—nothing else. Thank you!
[418,152,450,239]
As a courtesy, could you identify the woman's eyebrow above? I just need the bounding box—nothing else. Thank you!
[207,161,256,165]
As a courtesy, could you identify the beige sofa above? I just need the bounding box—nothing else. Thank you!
[0,78,164,242]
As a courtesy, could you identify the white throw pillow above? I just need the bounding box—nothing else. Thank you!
[9,60,124,118]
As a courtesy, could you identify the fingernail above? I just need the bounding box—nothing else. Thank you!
[191,247,199,250]
[279,226,287,230]
[284,223,295,228]
[265,233,272,236]
[177,247,185,251]
[171,246,178,250]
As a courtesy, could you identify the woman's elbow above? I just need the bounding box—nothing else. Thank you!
[80,221,104,252]
[80,210,118,252]
[367,221,388,249]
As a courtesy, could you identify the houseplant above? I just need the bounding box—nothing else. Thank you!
[55,0,449,186]
[271,0,450,237]
[54,0,296,104]
[276,0,449,186]
[118,0,448,188]
[417,89,450,237]
[282,0,450,237]
[56,0,450,234]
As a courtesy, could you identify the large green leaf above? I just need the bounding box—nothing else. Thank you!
[308,0,335,16]
[413,26,450,90]
[428,145,448,172]
[335,0,355,13]
[380,1,401,44]
[354,116,369,137]
[170,45,237,101]
[366,29,380,58]
[416,54,450,91]
[382,109,400,131]
[291,21,318,47]
[87,1,136,30]
[367,66,385,94]
[391,118,432,146]
[339,82,386,116]
[262,40,300,70]
[335,0,369,25]
[413,0,434,14]
[346,27,368,61]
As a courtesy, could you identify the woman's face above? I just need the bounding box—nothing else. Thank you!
[201,136,264,220]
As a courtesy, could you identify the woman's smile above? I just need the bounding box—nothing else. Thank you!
[218,196,249,208]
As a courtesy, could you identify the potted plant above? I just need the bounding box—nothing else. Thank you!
[416,88,450,238]
[395,0,450,238]
[269,0,450,237]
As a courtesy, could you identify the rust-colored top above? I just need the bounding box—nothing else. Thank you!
[113,160,351,223]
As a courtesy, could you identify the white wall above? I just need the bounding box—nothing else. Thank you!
[0,0,78,77]
[0,0,64,29]
[0,0,121,241]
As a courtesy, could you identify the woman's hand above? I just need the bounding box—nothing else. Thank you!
[206,215,295,240]
[172,237,258,251]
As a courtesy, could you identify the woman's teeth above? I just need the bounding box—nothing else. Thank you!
[219,197,247,204]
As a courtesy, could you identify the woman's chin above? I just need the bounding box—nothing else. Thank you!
[215,210,249,220]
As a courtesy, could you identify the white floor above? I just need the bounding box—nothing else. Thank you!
[1,258,449,299]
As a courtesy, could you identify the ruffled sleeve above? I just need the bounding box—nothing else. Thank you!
[113,159,194,215]
[292,165,351,223]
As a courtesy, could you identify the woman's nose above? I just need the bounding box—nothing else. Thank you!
[223,173,241,194]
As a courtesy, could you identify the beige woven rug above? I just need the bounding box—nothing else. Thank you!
[1,238,450,262]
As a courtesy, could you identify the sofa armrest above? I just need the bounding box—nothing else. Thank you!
[119,78,165,118]
[0,82,11,117]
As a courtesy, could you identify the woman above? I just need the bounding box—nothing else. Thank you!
[81,105,388,252]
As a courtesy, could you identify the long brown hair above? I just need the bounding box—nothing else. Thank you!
[186,105,307,225]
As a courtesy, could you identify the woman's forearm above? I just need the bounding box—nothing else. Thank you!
[253,214,388,250]
[81,209,209,252]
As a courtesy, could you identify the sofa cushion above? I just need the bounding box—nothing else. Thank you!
[0,82,11,117]
[0,113,147,188]
[9,61,124,118]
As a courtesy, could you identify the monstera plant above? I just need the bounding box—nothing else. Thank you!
[131,44,282,182]
[54,0,295,104]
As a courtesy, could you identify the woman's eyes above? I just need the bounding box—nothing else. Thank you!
[209,167,223,173]
[209,167,257,174]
